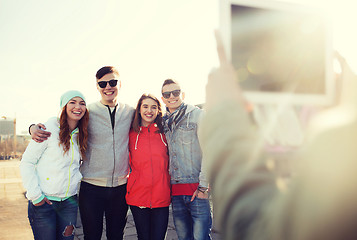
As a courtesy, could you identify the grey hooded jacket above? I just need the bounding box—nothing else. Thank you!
[80,101,134,187]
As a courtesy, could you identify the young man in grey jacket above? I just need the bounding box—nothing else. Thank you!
[161,79,212,240]
[30,66,134,240]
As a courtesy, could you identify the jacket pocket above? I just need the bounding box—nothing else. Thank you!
[127,177,137,195]
[178,123,196,144]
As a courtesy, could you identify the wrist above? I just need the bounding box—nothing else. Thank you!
[32,194,45,205]
[198,186,209,193]
[28,124,35,135]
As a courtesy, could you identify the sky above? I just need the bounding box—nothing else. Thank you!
[0,0,356,134]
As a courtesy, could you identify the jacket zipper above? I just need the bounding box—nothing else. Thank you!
[149,126,153,209]
[112,127,116,186]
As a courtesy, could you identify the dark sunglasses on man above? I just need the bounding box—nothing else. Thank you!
[162,89,181,99]
[97,79,118,88]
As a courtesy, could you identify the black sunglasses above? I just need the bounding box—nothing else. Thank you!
[162,89,181,99]
[97,79,118,88]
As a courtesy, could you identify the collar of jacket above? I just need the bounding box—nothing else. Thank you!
[139,123,158,133]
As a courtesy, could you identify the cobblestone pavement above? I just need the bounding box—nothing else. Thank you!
[0,159,221,240]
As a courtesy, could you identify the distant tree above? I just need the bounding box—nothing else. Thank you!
[0,136,30,159]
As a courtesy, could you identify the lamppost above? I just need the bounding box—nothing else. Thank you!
[13,117,17,158]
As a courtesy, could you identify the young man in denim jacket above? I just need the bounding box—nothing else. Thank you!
[161,79,212,240]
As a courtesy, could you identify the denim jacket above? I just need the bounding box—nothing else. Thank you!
[163,103,208,188]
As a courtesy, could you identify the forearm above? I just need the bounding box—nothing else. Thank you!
[198,150,209,188]
[19,141,47,201]
[20,158,43,201]
[28,124,35,135]
[197,110,209,188]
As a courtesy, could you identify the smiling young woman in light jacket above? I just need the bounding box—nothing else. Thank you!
[20,90,89,240]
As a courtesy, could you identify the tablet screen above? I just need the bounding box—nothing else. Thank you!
[220,0,333,105]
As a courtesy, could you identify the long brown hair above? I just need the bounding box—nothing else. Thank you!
[59,105,89,159]
[131,94,163,133]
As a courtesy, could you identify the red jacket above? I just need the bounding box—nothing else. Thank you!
[126,124,171,208]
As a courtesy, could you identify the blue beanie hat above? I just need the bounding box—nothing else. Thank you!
[60,90,86,109]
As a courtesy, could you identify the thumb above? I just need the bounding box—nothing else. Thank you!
[38,123,46,130]
[191,191,198,202]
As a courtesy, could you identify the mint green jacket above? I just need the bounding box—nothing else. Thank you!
[20,117,82,203]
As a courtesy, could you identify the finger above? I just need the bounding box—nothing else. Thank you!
[38,123,46,130]
[214,30,228,67]
[334,52,357,82]
[45,198,52,205]
[191,191,198,202]
[39,132,50,138]
[40,130,51,137]
[34,137,45,143]
[34,198,45,206]
[334,51,345,73]
[36,132,50,140]
[334,51,346,65]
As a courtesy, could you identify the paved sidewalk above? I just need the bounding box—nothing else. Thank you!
[0,159,221,240]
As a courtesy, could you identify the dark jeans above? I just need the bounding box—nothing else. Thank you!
[130,205,169,240]
[28,195,78,240]
[78,182,128,240]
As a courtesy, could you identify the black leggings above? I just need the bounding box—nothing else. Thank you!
[130,205,169,240]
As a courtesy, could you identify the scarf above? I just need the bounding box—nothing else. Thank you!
[163,103,187,132]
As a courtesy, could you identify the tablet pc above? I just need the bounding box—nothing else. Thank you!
[219,0,334,105]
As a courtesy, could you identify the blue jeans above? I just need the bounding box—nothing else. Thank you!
[130,205,169,240]
[28,195,78,240]
[171,195,212,240]
[78,182,128,240]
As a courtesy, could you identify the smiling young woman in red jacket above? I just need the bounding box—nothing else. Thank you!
[126,93,171,240]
